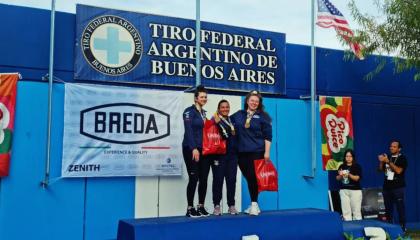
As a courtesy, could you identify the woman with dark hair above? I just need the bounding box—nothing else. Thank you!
[232,90,272,216]
[336,149,363,221]
[182,85,211,218]
[212,99,239,215]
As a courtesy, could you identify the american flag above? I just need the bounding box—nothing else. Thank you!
[316,0,364,59]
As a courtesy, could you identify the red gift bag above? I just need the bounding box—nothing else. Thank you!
[202,120,226,155]
[254,159,278,192]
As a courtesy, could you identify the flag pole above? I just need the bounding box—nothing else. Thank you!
[304,0,317,179]
[195,0,201,87]
[41,0,56,187]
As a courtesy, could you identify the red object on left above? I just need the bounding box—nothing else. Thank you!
[0,73,19,177]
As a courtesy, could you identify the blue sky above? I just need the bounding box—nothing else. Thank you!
[0,0,379,50]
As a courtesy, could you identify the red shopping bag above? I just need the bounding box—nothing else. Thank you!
[254,159,278,192]
[202,120,226,155]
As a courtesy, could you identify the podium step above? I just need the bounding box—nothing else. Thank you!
[118,208,343,240]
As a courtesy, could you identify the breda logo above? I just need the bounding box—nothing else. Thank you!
[80,103,170,144]
[81,15,143,76]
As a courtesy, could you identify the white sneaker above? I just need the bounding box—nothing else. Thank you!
[213,205,222,216]
[249,202,260,216]
[228,206,239,215]
[244,205,251,214]
[244,202,261,214]
[255,203,261,214]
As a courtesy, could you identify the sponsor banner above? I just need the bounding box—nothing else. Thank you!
[62,84,183,177]
[75,5,286,94]
[319,96,353,170]
[0,74,19,177]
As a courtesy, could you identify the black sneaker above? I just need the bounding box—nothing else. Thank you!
[186,207,201,218]
[197,206,210,217]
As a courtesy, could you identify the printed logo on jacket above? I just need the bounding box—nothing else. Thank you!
[62,84,183,177]
[75,5,286,94]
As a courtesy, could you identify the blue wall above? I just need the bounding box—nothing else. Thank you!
[318,46,420,224]
[0,3,420,240]
[241,99,329,211]
[0,82,135,240]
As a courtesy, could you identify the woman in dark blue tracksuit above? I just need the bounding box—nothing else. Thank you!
[182,85,211,218]
[232,90,272,216]
[211,99,239,215]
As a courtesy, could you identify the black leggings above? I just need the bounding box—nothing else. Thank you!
[238,152,264,202]
[211,153,238,206]
[183,147,212,207]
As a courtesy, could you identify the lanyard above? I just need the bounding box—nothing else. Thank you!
[391,155,399,164]
[195,105,206,122]
[218,114,235,137]
[200,110,206,122]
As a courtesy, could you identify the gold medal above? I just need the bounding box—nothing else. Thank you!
[245,118,251,128]
[245,111,254,128]
[219,114,236,135]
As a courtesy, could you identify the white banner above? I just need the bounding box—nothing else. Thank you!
[62,84,183,177]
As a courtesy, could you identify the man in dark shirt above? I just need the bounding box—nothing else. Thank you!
[378,140,408,232]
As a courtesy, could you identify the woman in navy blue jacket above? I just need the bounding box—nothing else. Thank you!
[212,99,239,215]
[232,90,272,216]
[182,85,211,218]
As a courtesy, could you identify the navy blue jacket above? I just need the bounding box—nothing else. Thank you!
[232,110,272,153]
[182,105,206,150]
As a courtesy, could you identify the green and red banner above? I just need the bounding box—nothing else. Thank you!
[0,74,19,177]
[320,96,353,170]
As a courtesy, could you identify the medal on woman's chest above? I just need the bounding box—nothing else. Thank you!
[196,105,206,122]
[229,121,236,135]
[200,111,206,122]
[221,115,236,136]
[245,111,254,129]
[245,119,251,128]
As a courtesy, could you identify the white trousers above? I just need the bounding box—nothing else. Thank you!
[339,189,363,221]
